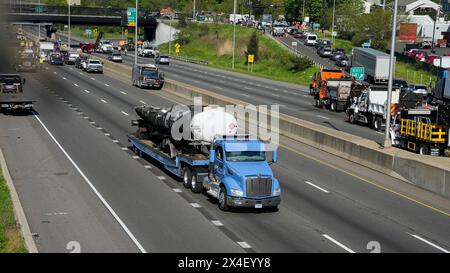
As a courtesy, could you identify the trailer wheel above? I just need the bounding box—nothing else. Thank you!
[190,171,203,193]
[330,101,337,112]
[182,167,191,189]
[372,117,382,131]
[419,144,430,155]
[218,185,229,211]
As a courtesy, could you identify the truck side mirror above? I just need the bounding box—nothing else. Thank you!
[209,150,215,163]
[272,148,278,163]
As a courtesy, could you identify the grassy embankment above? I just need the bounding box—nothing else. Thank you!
[0,167,26,253]
[158,23,319,86]
[312,30,436,85]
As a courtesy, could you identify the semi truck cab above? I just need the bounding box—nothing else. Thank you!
[203,136,281,211]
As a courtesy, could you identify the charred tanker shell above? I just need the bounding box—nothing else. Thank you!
[135,104,238,143]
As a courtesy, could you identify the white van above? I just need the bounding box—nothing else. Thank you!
[304,34,317,46]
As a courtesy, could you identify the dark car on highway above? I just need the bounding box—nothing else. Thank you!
[336,56,349,67]
[319,46,333,58]
[331,51,345,61]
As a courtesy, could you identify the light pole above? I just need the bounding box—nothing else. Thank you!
[432,6,440,49]
[302,0,306,24]
[383,0,398,148]
[232,0,237,69]
[193,0,196,20]
[68,0,71,48]
[38,0,41,40]
[135,0,138,65]
[169,13,173,56]
[331,0,336,44]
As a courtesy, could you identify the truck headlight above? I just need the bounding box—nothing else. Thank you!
[230,188,243,197]
[273,187,281,196]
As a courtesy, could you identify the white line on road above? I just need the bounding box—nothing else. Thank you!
[33,114,146,253]
[173,188,182,193]
[79,72,83,75]
[53,71,57,74]
[104,83,110,87]
[121,111,129,116]
[90,77,95,81]
[84,89,90,93]
[112,140,119,143]
[305,181,329,193]
[211,220,224,226]
[73,83,79,87]
[242,94,251,97]
[100,99,107,104]
[62,77,67,80]
[322,234,355,253]
[408,233,449,253]
[120,91,127,95]
[157,176,166,180]
[316,115,330,120]
[190,203,201,208]
[143,165,152,169]
[139,100,147,105]
[132,155,139,159]
[105,133,110,136]
[237,241,252,249]
[272,93,281,98]
[121,147,128,150]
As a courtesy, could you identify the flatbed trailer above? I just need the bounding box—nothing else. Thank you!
[0,74,33,112]
[127,121,281,211]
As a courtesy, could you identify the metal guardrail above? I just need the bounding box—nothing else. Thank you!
[168,55,209,65]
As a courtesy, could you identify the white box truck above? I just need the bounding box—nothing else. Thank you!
[433,56,450,68]
[351,47,393,84]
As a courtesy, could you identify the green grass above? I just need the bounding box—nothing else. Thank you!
[158,23,319,86]
[395,61,437,85]
[0,168,26,253]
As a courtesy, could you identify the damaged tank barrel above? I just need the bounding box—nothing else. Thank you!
[135,104,238,143]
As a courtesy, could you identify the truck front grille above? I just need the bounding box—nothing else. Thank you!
[245,176,272,198]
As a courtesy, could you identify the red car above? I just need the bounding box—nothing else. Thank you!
[79,43,94,53]
[405,48,420,58]
[426,55,439,64]
[414,50,426,60]
[294,32,305,39]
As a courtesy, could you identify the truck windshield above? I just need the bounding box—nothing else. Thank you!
[143,69,158,78]
[226,151,266,162]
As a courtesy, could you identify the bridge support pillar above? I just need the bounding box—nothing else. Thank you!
[143,27,156,42]
[45,25,57,39]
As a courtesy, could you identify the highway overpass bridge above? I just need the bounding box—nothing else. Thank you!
[3,3,165,41]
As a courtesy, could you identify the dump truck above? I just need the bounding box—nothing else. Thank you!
[346,85,400,131]
[391,106,449,156]
[128,105,281,211]
[314,78,353,112]
[0,74,33,113]
[310,69,344,95]
[132,63,164,89]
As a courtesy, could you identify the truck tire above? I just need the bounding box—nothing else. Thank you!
[330,101,337,112]
[372,117,382,131]
[419,144,430,155]
[182,167,191,189]
[218,185,229,211]
[349,113,356,124]
[190,171,203,193]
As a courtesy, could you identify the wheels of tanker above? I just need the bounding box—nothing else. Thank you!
[419,144,430,155]
[372,117,382,131]
[218,185,229,211]
[182,167,192,189]
[190,171,203,193]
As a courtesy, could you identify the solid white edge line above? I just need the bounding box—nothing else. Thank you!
[305,181,329,193]
[33,114,147,253]
[121,111,129,116]
[237,241,252,249]
[408,233,450,253]
[322,234,355,253]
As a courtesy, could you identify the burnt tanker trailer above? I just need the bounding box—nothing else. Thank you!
[134,104,238,158]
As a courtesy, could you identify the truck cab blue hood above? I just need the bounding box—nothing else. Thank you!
[227,161,273,177]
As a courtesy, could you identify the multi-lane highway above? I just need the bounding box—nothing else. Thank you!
[2,36,450,252]
[26,26,387,144]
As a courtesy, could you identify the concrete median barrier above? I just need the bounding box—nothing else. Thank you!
[36,41,450,200]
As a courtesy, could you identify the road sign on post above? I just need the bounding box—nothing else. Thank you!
[248,54,254,63]
[127,7,137,27]
[175,42,181,54]
[350,67,365,81]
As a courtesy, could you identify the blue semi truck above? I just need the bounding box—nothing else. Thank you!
[127,108,281,211]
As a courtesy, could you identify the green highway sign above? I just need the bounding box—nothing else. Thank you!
[127,7,137,27]
[350,67,365,81]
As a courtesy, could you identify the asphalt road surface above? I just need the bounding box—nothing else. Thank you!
[2,51,450,252]
[27,26,387,144]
